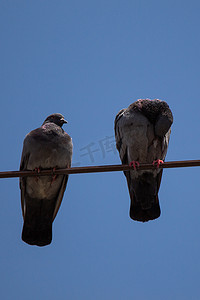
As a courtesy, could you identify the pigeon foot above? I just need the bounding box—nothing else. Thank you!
[152,159,164,169]
[34,167,41,181]
[50,167,57,185]
[129,161,140,170]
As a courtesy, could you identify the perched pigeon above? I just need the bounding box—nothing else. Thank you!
[20,113,73,246]
[114,99,173,222]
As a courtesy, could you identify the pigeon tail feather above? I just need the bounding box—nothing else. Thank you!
[128,172,161,222]
[22,221,52,246]
[22,197,55,246]
[130,196,161,222]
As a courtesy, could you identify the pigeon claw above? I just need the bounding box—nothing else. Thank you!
[129,161,140,170]
[50,167,57,185]
[34,167,41,173]
[34,167,41,181]
[153,159,164,169]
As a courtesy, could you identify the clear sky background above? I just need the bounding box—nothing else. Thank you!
[0,1,200,299]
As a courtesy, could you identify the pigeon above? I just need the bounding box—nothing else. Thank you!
[20,113,73,246]
[114,99,173,222]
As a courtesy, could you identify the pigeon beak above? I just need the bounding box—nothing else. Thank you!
[61,118,68,124]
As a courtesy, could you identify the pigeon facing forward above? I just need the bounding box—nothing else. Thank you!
[20,113,73,246]
[114,99,173,222]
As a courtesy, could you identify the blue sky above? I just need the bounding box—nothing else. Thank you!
[0,1,200,299]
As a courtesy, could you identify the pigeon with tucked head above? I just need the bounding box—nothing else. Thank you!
[115,99,173,222]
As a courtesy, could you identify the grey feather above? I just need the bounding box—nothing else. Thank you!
[20,113,73,246]
[114,99,173,222]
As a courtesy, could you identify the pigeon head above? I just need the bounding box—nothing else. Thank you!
[43,113,68,127]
